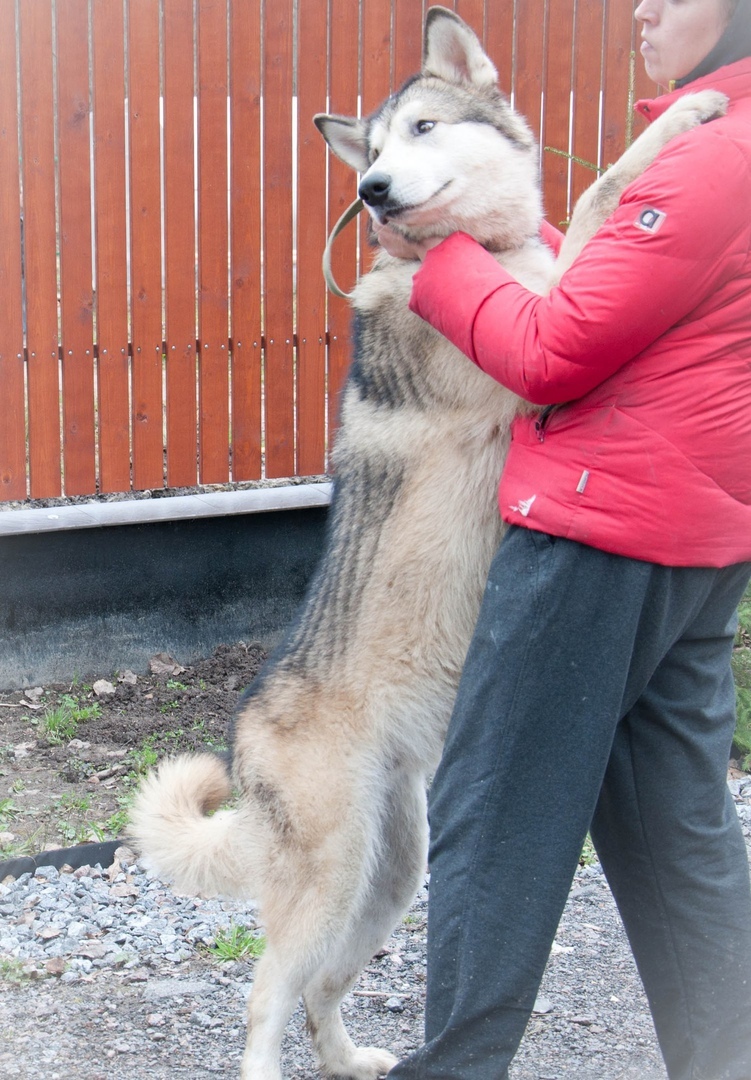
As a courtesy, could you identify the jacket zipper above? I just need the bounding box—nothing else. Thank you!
[535,404,561,442]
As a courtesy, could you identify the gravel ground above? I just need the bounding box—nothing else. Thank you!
[1,778,750,1079]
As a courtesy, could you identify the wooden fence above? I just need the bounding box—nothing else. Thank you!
[0,0,652,502]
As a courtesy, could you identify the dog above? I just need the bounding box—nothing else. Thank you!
[129,9,726,1078]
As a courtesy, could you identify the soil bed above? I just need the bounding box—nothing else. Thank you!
[0,643,265,859]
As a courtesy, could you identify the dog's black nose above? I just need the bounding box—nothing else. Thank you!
[359,172,392,207]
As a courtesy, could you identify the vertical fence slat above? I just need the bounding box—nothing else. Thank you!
[295,0,329,476]
[263,0,295,478]
[542,0,576,229]
[513,0,546,143]
[57,0,96,496]
[601,0,636,165]
[326,0,361,434]
[485,0,514,92]
[455,0,485,41]
[392,0,423,90]
[163,0,198,488]
[0,1,27,500]
[571,0,606,205]
[20,0,61,498]
[361,0,392,114]
[197,0,230,484]
[359,0,393,283]
[128,0,164,490]
[229,0,262,481]
[92,0,131,494]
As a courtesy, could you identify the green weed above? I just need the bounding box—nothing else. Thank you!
[40,695,101,745]
[127,737,160,777]
[158,701,180,713]
[0,835,37,860]
[0,958,34,985]
[579,834,598,867]
[209,924,266,962]
[733,585,751,770]
[0,798,20,822]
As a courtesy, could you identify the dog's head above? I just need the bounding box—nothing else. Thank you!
[314,7,543,251]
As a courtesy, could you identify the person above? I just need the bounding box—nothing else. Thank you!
[379,1,751,1077]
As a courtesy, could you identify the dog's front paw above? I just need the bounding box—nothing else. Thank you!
[666,89,729,129]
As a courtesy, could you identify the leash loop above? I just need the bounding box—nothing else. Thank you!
[322,198,365,299]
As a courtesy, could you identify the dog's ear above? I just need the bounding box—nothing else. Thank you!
[422,6,497,89]
[314,115,370,174]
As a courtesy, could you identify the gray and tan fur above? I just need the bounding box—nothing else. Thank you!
[129,9,726,1079]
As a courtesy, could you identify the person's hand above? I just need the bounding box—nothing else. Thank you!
[371,220,446,261]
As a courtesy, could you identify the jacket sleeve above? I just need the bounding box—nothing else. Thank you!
[409,125,750,405]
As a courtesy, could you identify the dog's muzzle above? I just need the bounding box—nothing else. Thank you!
[359,171,392,208]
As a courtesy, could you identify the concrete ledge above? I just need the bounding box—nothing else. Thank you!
[0,490,332,689]
[0,483,333,536]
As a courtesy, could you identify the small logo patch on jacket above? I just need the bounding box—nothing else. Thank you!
[635,206,667,234]
[510,495,536,517]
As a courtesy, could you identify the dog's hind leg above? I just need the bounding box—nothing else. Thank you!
[303,771,429,1079]
[240,945,304,1080]
[238,812,405,1080]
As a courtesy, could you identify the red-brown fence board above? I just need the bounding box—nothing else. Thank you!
[295,0,329,475]
[163,0,198,489]
[197,0,231,484]
[514,0,546,143]
[19,0,61,498]
[393,0,424,89]
[0,2,26,500]
[128,0,165,491]
[542,0,576,228]
[92,0,131,494]
[455,0,485,43]
[1,1,642,503]
[601,0,637,167]
[359,0,393,283]
[571,0,606,205]
[229,0,263,481]
[57,0,97,497]
[485,0,514,92]
[362,0,392,113]
[263,0,296,478]
[326,0,361,433]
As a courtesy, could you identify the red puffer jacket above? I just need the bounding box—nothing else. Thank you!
[409,59,751,567]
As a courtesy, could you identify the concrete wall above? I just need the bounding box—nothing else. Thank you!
[0,486,331,689]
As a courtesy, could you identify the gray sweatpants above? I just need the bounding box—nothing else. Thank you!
[389,526,751,1080]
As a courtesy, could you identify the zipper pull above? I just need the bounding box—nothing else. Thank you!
[535,404,559,443]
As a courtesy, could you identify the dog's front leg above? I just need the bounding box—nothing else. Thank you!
[554,88,728,281]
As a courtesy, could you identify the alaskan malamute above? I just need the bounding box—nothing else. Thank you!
[130,9,725,1078]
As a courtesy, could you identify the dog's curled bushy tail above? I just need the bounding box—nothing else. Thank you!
[129,754,255,898]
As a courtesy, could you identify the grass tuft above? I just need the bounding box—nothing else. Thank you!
[40,695,101,745]
[209,924,266,962]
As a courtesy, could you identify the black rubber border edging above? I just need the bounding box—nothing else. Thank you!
[0,839,126,882]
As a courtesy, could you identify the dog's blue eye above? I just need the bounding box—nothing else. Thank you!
[415,120,435,135]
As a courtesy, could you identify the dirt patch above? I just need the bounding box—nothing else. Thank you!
[0,643,267,860]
